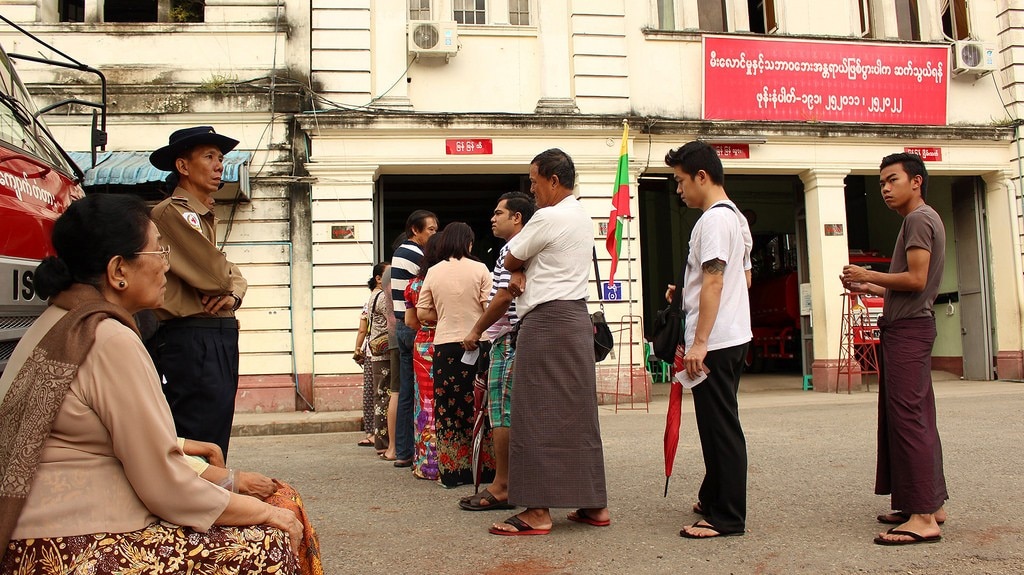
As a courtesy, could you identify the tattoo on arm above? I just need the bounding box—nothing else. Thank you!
[702,258,726,275]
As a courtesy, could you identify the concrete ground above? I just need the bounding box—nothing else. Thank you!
[229,374,1024,575]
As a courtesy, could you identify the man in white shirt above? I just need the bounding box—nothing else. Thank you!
[488,149,610,536]
[666,141,753,539]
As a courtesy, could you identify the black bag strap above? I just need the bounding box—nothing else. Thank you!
[591,245,606,314]
[370,290,383,325]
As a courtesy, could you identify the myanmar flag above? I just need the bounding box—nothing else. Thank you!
[605,121,630,285]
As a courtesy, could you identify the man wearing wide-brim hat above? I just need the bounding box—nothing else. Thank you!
[146,126,247,460]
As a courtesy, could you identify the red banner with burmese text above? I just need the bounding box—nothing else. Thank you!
[703,36,948,125]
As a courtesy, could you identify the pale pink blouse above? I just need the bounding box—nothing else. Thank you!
[0,305,229,539]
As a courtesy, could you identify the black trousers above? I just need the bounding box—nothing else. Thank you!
[691,342,749,534]
[147,318,240,460]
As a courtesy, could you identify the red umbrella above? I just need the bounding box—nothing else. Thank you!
[470,341,493,494]
[663,342,687,496]
[471,371,489,494]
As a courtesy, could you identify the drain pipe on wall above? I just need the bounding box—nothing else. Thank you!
[224,240,314,411]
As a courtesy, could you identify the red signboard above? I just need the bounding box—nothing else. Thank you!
[711,143,750,159]
[446,138,493,155]
[703,36,948,125]
[904,146,942,161]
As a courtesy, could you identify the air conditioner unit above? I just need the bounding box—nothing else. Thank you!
[408,21,459,59]
[952,40,996,78]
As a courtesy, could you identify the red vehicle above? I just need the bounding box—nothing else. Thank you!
[0,21,103,373]
[746,249,890,372]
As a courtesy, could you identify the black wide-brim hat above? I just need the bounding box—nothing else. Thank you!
[149,126,239,171]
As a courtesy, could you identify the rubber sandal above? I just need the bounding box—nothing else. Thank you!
[876,511,945,525]
[357,439,373,447]
[692,502,707,516]
[488,515,550,536]
[873,528,942,546]
[680,521,744,539]
[567,508,611,527]
[459,491,515,511]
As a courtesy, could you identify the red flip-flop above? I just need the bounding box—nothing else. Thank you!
[489,515,551,536]
[567,508,611,527]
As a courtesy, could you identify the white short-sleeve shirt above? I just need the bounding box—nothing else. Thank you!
[682,200,753,351]
[506,195,592,318]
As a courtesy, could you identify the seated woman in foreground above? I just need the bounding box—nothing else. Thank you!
[0,194,302,574]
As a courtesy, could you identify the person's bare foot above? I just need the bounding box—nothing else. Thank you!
[680,521,743,538]
[567,508,610,525]
[876,514,941,544]
[878,507,946,525]
[489,508,552,534]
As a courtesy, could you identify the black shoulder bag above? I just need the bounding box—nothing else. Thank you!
[591,246,615,362]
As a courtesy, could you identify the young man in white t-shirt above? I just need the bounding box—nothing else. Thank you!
[666,141,753,539]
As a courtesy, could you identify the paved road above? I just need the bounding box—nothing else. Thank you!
[230,378,1024,575]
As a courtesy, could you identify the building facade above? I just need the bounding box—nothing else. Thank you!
[3,0,1024,410]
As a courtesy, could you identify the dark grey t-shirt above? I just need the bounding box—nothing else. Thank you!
[882,204,945,322]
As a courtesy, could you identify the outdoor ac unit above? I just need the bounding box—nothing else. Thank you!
[952,40,996,78]
[408,21,459,59]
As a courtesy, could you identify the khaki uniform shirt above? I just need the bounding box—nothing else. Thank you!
[150,187,247,320]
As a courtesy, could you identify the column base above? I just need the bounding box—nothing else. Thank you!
[535,97,579,114]
[996,350,1024,380]
[811,359,871,393]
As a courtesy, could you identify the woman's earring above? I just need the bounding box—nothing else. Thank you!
[118,281,126,288]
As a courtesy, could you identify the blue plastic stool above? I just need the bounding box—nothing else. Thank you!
[802,375,813,391]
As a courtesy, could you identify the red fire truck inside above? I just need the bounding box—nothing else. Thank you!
[0,35,89,373]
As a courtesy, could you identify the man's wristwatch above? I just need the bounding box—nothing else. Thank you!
[228,293,242,311]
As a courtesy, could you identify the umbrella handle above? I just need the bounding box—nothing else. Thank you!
[664,476,670,498]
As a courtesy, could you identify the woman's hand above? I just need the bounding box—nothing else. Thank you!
[237,471,278,499]
[181,439,225,468]
[265,505,303,554]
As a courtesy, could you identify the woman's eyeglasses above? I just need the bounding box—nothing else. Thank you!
[134,245,171,262]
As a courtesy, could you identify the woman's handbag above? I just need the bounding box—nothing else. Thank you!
[368,292,389,356]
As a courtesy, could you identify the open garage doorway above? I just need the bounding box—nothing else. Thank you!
[638,173,806,375]
[376,174,530,268]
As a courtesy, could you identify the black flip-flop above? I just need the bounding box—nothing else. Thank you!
[877,512,945,525]
[357,439,373,447]
[679,521,744,539]
[874,528,942,546]
[488,515,550,536]
[459,491,515,511]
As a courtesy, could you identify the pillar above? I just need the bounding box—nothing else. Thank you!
[983,169,1024,379]
[534,0,578,113]
[800,168,852,391]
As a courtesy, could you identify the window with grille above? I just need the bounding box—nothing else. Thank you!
[454,0,486,25]
[509,0,529,25]
[409,0,431,21]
